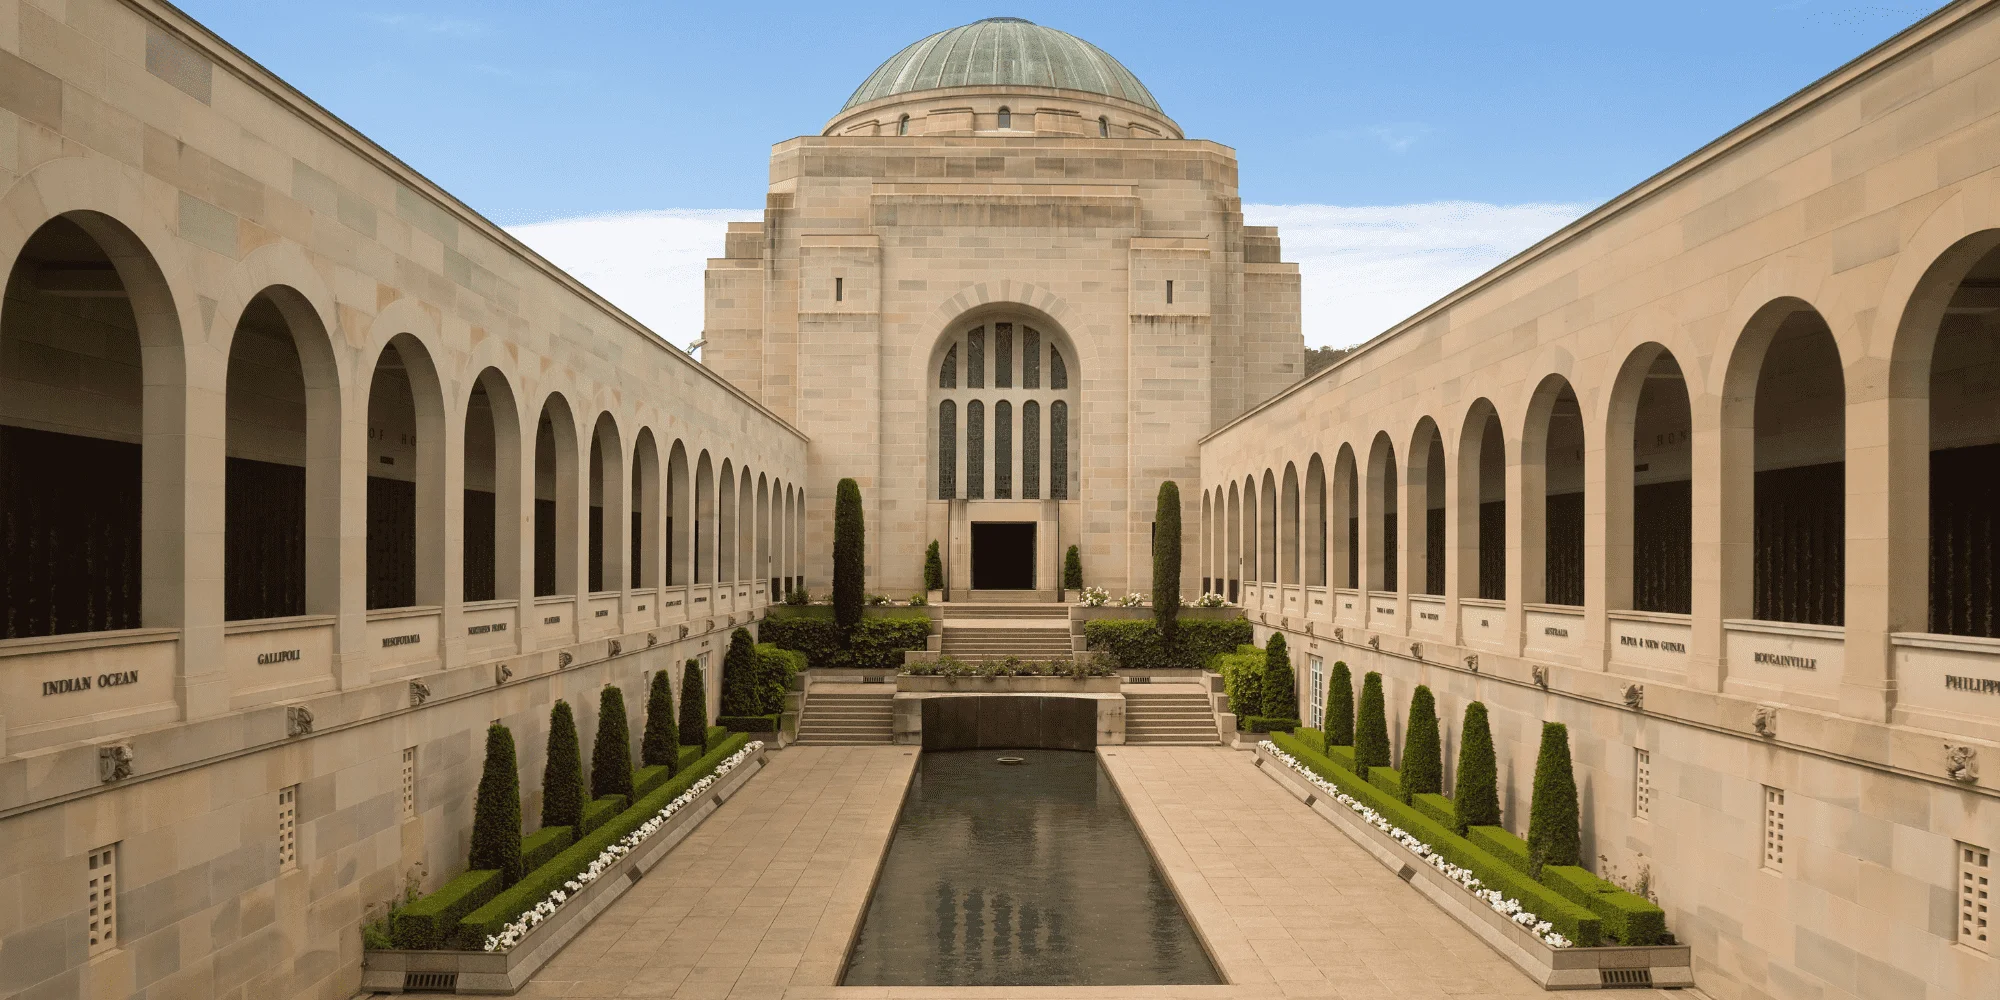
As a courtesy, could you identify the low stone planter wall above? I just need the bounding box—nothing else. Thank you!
[359,742,769,995]
[895,674,1121,694]
[1253,743,1693,991]
[1068,605,1244,625]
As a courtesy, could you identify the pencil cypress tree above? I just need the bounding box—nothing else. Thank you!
[1259,632,1295,720]
[924,540,944,591]
[469,723,523,884]
[1401,685,1442,802]
[1452,701,1501,834]
[1063,545,1083,589]
[720,627,759,716]
[833,478,864,635]
[641,670,678,773]
[1527,721,1582,877]
[677,658,707,747]
[1153,480,1182,647]
[1354,671,1390,772]
[1325,660,1354,745]
[590,685,634,802]
[540,701,584,831]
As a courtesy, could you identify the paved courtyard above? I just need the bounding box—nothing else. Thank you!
[513,744,1690,999]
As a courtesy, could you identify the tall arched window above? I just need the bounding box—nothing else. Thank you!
[1051,348,1068,390]
[1099,116,1109,137]
[995,400,1013,498]
[898,114,909,135]
[966,400,986,499]
[938,400,957,499]
[1022,401,1041,499]
[997,106,1011,129]
[939,343,957,388]
[1051,400,1069,500]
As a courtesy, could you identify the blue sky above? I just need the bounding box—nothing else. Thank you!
[177,1,1944,347]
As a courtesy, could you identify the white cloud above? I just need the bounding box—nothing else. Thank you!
[506,209,762,352]
[507,201,1590,356]
[1246,201,1591,348]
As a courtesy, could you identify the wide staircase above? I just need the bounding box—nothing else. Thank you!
[937,603,1073,661]
[1122,688,1221,744]
[795,688,894,745]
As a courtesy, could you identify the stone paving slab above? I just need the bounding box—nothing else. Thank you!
[1097,746,1692,999]
[506,744,1696,1000]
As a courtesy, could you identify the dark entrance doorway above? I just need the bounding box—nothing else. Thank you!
[971,521,1036,590]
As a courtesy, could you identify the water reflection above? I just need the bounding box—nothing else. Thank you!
[840,749,1220,986]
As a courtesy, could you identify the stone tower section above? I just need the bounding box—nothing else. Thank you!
[703,17,1303,597]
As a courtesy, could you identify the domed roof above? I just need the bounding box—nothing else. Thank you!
[841,17,1160,113]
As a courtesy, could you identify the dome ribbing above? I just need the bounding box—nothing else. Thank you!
[841,18,1160,113]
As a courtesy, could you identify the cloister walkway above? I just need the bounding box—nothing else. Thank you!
[513,745,1691,999]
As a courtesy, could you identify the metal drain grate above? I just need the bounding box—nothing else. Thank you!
[1600,968,1653,989]
[404,970,458,992]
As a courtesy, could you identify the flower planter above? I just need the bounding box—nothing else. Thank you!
[1068,605,1245,624]
[1254,743,1692,991]
[360,742,768,995]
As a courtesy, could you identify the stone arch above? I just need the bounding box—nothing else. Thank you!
[1225,481,1242,602]
[1522,373,1585,606]
[463,367,522,601]
[1366,431,1399,592]
[1606,342,1693,614]
[362,333,447,609]
[1334,443,1360,590]
[1720,298,1845,625]
[1456,398,1506,601]
[1281,462,1302,588]
[632,428,662,590]
[533,392,582,596]
[587,412,626,594]
[1407,417,1446,597]
[1259,469,1279,585]
[1304,455,1327,588]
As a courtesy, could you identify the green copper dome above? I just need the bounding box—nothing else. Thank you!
[842,17,1161,113]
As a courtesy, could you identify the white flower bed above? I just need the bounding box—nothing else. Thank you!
[1077,586,1110,607]
[482,741,763,953]
[1260,741,1574,949]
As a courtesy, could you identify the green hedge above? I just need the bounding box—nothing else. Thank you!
[1541,865,1668,946]
[717,714,779,732]
[1463,825,1664,945]
[1082,618,1254,669]
[1292,726,1326,754]
[1268,732,1601,947]
[1323,743,1356,774]
[754,644,805,711]
[1367,765,1404,800]
[1412,792,1457,830]
[1214,645,1264,718]
[1245,716,1301,733]
[519,826,572,875]
[579,794,626,836]
[705,725,728,751]
[633,764,671,799]
[389,869,500,949]
[458,734,753,948]
[759,613,931,670]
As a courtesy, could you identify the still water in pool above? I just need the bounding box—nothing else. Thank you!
[840,749,1220,986]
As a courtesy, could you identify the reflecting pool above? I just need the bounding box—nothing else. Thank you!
[840,749,1220,986]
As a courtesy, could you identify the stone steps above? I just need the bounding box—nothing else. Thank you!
[796,691,894,745]
[1122,691,1219,745]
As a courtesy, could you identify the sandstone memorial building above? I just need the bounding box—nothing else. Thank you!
[0,2,1997,1000]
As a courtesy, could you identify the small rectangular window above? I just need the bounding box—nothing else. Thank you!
[402,747,418,820]
[1634,749,1651,820]
[1308,655,1325,729]
[278,784,299,870]
[87,844,118,955]
[1963,842,1992,953]
[1762,786,1786,872]
[1166,279,1174,305]
[834,277,843,302]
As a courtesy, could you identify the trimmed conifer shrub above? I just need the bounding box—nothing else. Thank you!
[1063,544,1083,589]
[1453,700,1500,834]
[1326,660,1354,745]
[540,700,584,831]
[719,627,759,717]
[833,478,864,634]
[1153,480,1181,646]
[1260,632,1295,721]
[1527,721,1582,877]
[468,723,523,885]
[924,540,943,591]
[590,685,634,802]
[677,658,707,747]
[641,670,677,773]
[1354,671,1391,772]
[1402,685,1442,802]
